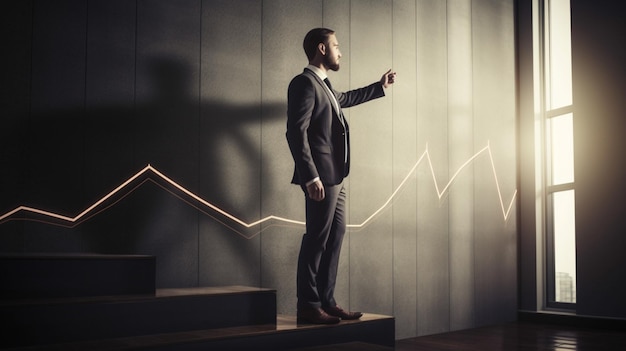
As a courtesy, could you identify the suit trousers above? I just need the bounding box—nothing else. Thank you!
[297,183,346,310]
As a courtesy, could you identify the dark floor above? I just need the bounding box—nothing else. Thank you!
[394,321,626,351]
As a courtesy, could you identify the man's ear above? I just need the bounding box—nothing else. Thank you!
[318,42,326,56]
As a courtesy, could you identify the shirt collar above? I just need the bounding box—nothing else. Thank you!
[306,64,328,81]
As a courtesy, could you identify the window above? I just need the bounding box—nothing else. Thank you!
[537,0,576,308]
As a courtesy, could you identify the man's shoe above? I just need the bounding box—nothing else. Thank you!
[323,305,363,320]
[297,307,341,324]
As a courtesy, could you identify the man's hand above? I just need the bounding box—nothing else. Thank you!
[306,179,325,201]
[380,69,397,88]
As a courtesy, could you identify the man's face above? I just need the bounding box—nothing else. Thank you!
[323,34,342,71]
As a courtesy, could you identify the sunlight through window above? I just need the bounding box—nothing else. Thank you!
[538,0,576,307]
[549,114,574,185]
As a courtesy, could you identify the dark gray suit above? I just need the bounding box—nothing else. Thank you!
[286,68,385,310]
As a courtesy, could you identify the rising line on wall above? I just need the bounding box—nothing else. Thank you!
[0,142,516,237]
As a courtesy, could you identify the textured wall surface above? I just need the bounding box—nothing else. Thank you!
[0,0,517,338]
[571,0,626,320]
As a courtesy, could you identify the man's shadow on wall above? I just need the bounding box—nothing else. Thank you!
[19,56,287,268]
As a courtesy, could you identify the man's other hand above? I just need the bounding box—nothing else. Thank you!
[306,179,325,201]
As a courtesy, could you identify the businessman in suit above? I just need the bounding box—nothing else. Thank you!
[286,28,396,324]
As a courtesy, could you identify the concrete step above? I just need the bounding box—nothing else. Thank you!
[2,286,276,349]
[4,313,394,350]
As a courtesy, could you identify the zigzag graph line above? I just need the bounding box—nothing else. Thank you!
[0,142,517,237]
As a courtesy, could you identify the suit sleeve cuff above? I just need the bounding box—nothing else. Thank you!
[305,177,320,187]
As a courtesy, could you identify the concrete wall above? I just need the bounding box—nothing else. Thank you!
[571,0,626,319]
[0,0,517,338]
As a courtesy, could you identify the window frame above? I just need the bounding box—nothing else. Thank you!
[536,0,576,311]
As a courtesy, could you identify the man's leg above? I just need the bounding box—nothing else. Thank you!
[296,183,342,310]
[317,185,346,308]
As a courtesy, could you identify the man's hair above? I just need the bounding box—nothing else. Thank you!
[303,28,335,61]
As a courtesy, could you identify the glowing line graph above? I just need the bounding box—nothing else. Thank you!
[0,142,517,236]
[354,141,516,228]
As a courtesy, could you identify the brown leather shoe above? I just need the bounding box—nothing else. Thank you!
[297,307,341,324]
[323,305,363,320]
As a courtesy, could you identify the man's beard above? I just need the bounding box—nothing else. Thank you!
[324,55,340,71]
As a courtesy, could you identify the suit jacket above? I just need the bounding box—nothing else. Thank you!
[286,68,385,186]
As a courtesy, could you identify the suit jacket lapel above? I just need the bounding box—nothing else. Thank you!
[304,69,342,118]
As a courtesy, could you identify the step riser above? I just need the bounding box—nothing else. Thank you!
[3,290,276,348]
[149,317,395,351]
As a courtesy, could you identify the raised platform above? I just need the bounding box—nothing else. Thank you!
[0,253,395,350]
[1,286,277,349]
[2,313,394,350]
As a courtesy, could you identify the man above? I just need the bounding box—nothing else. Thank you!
[286,27,396,324]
